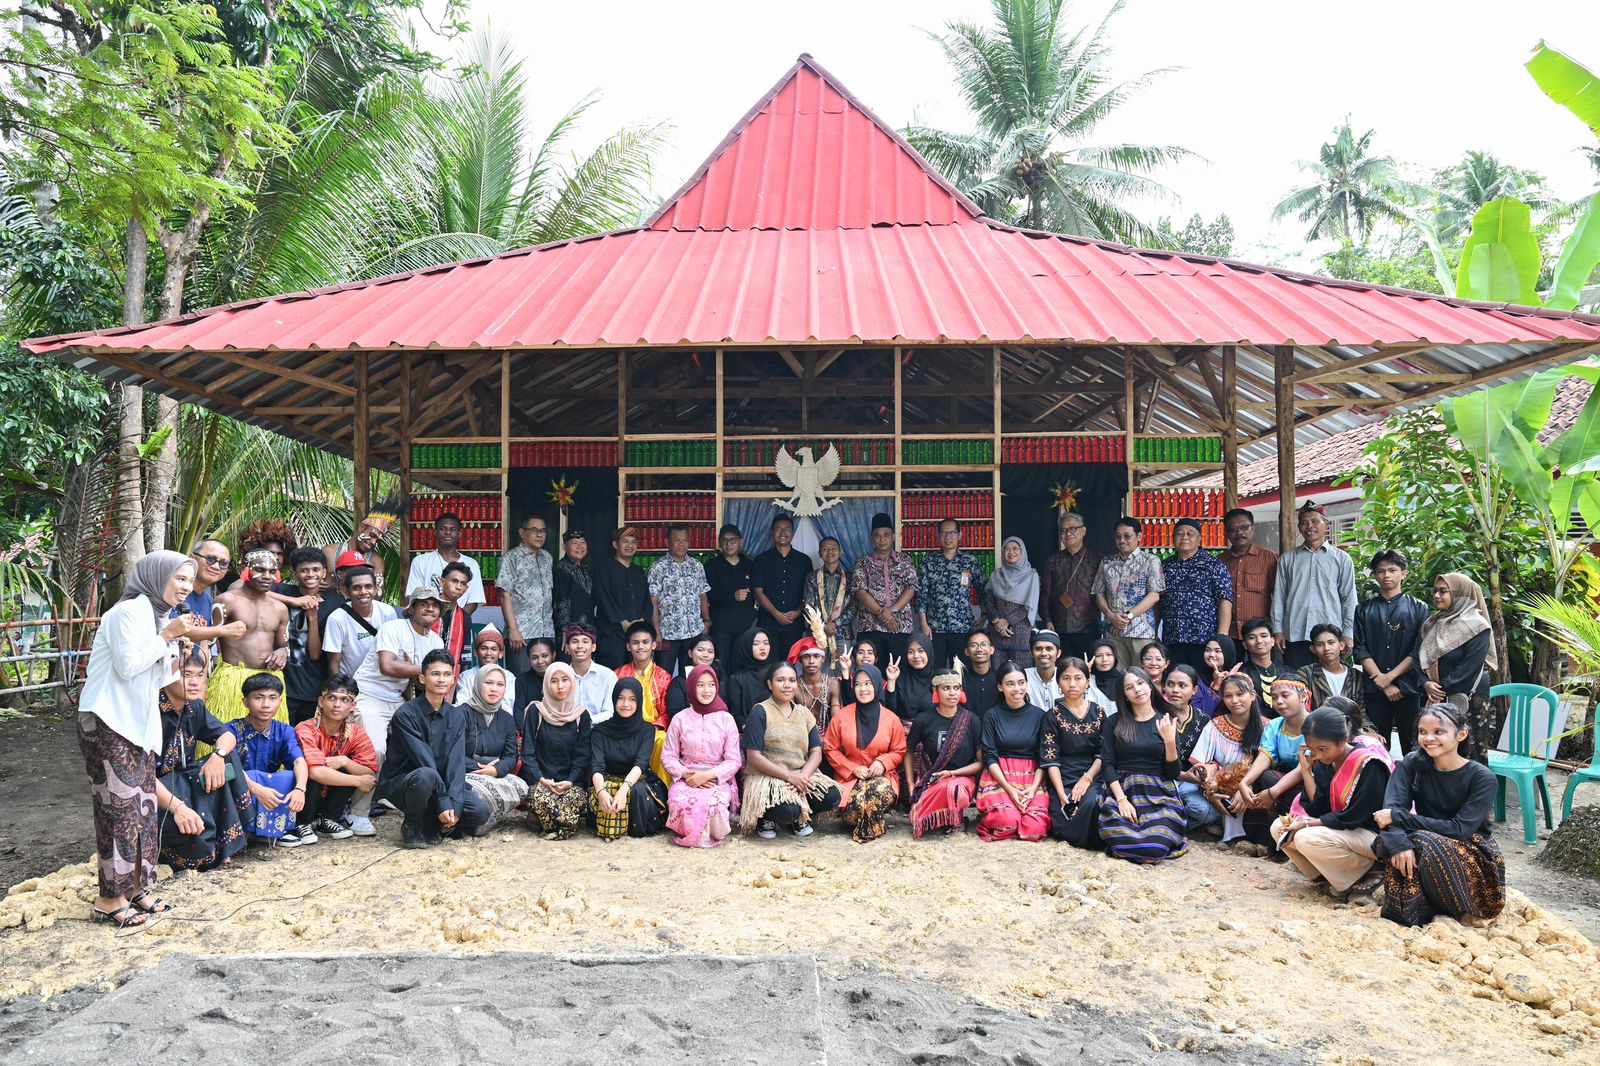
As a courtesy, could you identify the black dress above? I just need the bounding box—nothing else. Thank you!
[1041,700,1106,846]
[589,720,668,837]
[156,695,251,870]
[723,629,772,733]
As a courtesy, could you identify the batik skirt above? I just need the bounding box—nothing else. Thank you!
[975,758,1051,842]
[590,774,669,840]
[529,781,589,839]
[465,773,529,835]
[78,713,160,899]
[910,774,977,838]
[1097,772,1189,863]
[840,775,897,843]
[1376,829,1506,928]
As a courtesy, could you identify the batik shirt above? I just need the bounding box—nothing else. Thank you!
[1091,550,1165,640]
[647,555,710,641]
[917,551,987,634]
[498,544,554,639]
[853,551,919,634]
[1160,550,1235,644]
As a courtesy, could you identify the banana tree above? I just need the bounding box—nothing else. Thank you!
[1455,42,1600,308]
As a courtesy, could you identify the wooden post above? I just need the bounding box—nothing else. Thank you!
[399,353,413,577]
[893,346,903,548]
[714,349,725,524]
[1222,345,1239,511]
[1123,349,1136,513]
[617,350,629,528]
[992,345,1002,556]
[500,350,511,548]
[1274,346,1297,555]
[353,351,371,522]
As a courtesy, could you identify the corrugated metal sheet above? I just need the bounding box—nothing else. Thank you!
[25,54,1600,358]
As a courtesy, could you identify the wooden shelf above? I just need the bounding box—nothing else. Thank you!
[411,468,505,476]
[1130,462,1226,471]
[623,467,718,475]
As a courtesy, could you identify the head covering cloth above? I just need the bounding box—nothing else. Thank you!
[989,536,1040,621]
[121,550,197,624]
[536,662,584,727]
[1419,572,1498,670]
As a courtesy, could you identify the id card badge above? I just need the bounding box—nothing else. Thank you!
[959,570,971,589]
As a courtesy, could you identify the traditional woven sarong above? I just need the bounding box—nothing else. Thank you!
[200,661,287,756]
[975,757,1050,842]
[911,774,976,838]
[1378,830,1505,927]
[1097,771,1189,863]
[464,772,529,835]
[243,768,298,838]
[529,780,588,839]
[591,774,632,841]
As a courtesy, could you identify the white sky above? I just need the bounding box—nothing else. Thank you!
[451,0,1600,266]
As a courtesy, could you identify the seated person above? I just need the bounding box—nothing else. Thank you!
[1298,623,1362,721]
[662,664,742,848]
[456,625,517,713]
[1161,665,1217,835]
[157,653,250,871]
[740,662,840,839]
[461,664,528,835]
[976,662,1051,843]
[294,674,379,839]
[518,661,593,840]
[374,650,488,848]
[665,634,720,718]
[823,665,907,844]
[1138,641,1172,686]
[1230,677,1312,854]
[1272,708,1391,901]
[1373,703,1505,927]
[227,672,310,848]
[512,636,557,716]
[1040,657,1106,848]
[906,666,983,839]
[589,678,670,840]
[1189,674,1267,846]
[1238,617,1287,718]
[1096,668,1187,864]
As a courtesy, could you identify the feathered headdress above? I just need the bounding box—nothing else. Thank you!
[239,518,297,555]
[362,494,406,532]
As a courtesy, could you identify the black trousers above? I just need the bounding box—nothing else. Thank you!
[1366,691,1420,755]
[1167,642,1209,673]
[286,698,319,727]
[597,628,629,670]
[653,640,682,676]
[1059,629,1101,661]
[303,784,356,824]
[1283,641,1314,669]
[711,629,743,675]
[929,632,969,675]
[764,620,806,661]
[395,768,490,833]
[763,785,843,826]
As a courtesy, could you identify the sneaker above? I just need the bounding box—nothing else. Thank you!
[269,833,302,849]
[401,821,429,849]
[290,823,319,846]
[756,821,778,840]
[314,818,353,840]
[347,816,377,837]
[423,822,444,846]
[791,823,814,837]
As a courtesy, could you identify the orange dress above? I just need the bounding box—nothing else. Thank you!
[823,707,908,806]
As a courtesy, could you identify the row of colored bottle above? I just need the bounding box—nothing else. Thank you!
[411,444,501,469]
[627,526,717,551]
[1001,436,1125,464]
[410,526,503,552]
[1132,437,1222,464]
[508,442,617,467]
[1130,489,1225,519]
[1139,519,1225,550]
[724,439,895,467]
[636,551,717,571]
[623,493,717,523]
[902,440,994,466]
[908,550,996,577]
[482,584,500,608]
[623,440,717,467]
[412,495,502,523]
[900,522,995,550]
[902,492,994,520]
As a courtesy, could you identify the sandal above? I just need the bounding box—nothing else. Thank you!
[128,892,173,914]
[91,905,149,929]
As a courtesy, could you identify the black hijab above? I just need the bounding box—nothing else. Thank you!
[891,633,935,720]
[1089,638,1123,702]
[733,627,772,679]
[592,677,655,775]
[596,678,652,742]
[850,664,885,749]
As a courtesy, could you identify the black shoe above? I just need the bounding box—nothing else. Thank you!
[401,821,429,849]
[423,822,444,846]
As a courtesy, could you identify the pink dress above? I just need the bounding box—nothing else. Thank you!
[662,709,742,848]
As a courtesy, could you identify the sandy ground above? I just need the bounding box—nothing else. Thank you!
[2,808,1598,1066]
[0,951,1303,1065]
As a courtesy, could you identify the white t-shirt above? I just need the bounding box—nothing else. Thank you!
[1321,666,1349,699]
[406,551,486,606]
[322,601,400,678]
[353,617,444,703]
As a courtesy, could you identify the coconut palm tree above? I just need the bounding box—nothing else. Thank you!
[905,0,1192,244]
[1432,150,1554,246]
[1273,122,1425,245]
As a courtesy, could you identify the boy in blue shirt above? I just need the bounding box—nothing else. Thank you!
[229,673,311,848]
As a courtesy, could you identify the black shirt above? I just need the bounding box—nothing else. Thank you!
[1353,593,1429,697]
[752,547,811,616]
[706,554,757,633]
[594,558,651,631]
[553,557,595,630]
[1435,631,1491,696]
[591,720,655,780]
[275,583,341,703]
[1241,656,1288,719]
[1100,714,1181,784]
[1040,701,1105,779]
[962,665,999,721]
[980,703,1048,766]
[1305,756,1390,831]
[519,711,593,785]
[464,709,519,778]
[906,708,980,770]
[376,697,468,815]
[1379,751,1497,854]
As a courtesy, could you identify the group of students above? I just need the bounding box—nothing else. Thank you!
[75,502,1507,937]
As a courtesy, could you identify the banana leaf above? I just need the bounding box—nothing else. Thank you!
[1455,197,1541,306]
[1526,41,1600,137]
[1546,193,1600,311]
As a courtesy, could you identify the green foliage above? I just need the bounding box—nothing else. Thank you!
[1431,150,1555,247]
[1320,236,1445,294]
[1151,213,1234,257]
[904,0,1192,244]
[1522,591,1600,694]
[1272,122,1426,245]
[1455,197,1542,304]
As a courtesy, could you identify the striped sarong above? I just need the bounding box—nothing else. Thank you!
[1096,771,1189,863]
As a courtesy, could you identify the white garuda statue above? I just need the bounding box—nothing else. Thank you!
[773,444,843,517]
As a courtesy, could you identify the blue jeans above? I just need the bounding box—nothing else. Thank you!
[1177,779,1220,832]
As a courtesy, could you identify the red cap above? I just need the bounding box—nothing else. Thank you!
[335,551,369,570]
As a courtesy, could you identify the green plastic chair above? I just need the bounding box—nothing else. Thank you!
[1488,683,1560,844]
[1560,744,1600,820]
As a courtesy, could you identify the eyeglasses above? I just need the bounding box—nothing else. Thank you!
[195,553,230,569]
[1060,525,1085,534]
[521,526,547,534]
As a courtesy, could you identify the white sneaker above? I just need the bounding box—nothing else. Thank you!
[792,823,814,837]
[269,834,301,849]
[347,816,377,837]
[756,820,778,839]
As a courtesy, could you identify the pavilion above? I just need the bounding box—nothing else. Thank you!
[25,54,1600,583]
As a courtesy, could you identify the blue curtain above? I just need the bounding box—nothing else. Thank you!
[724,497,894,569]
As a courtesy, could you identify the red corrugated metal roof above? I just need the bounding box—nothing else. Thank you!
[25,54,1600,357]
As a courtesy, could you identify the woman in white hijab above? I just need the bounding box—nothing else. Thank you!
[983,537,1041,667]
[79,550,200,927]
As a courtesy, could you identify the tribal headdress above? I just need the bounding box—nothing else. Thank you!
[239,518,297,556]
[241,549,281,584]
[361,495,406,533]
